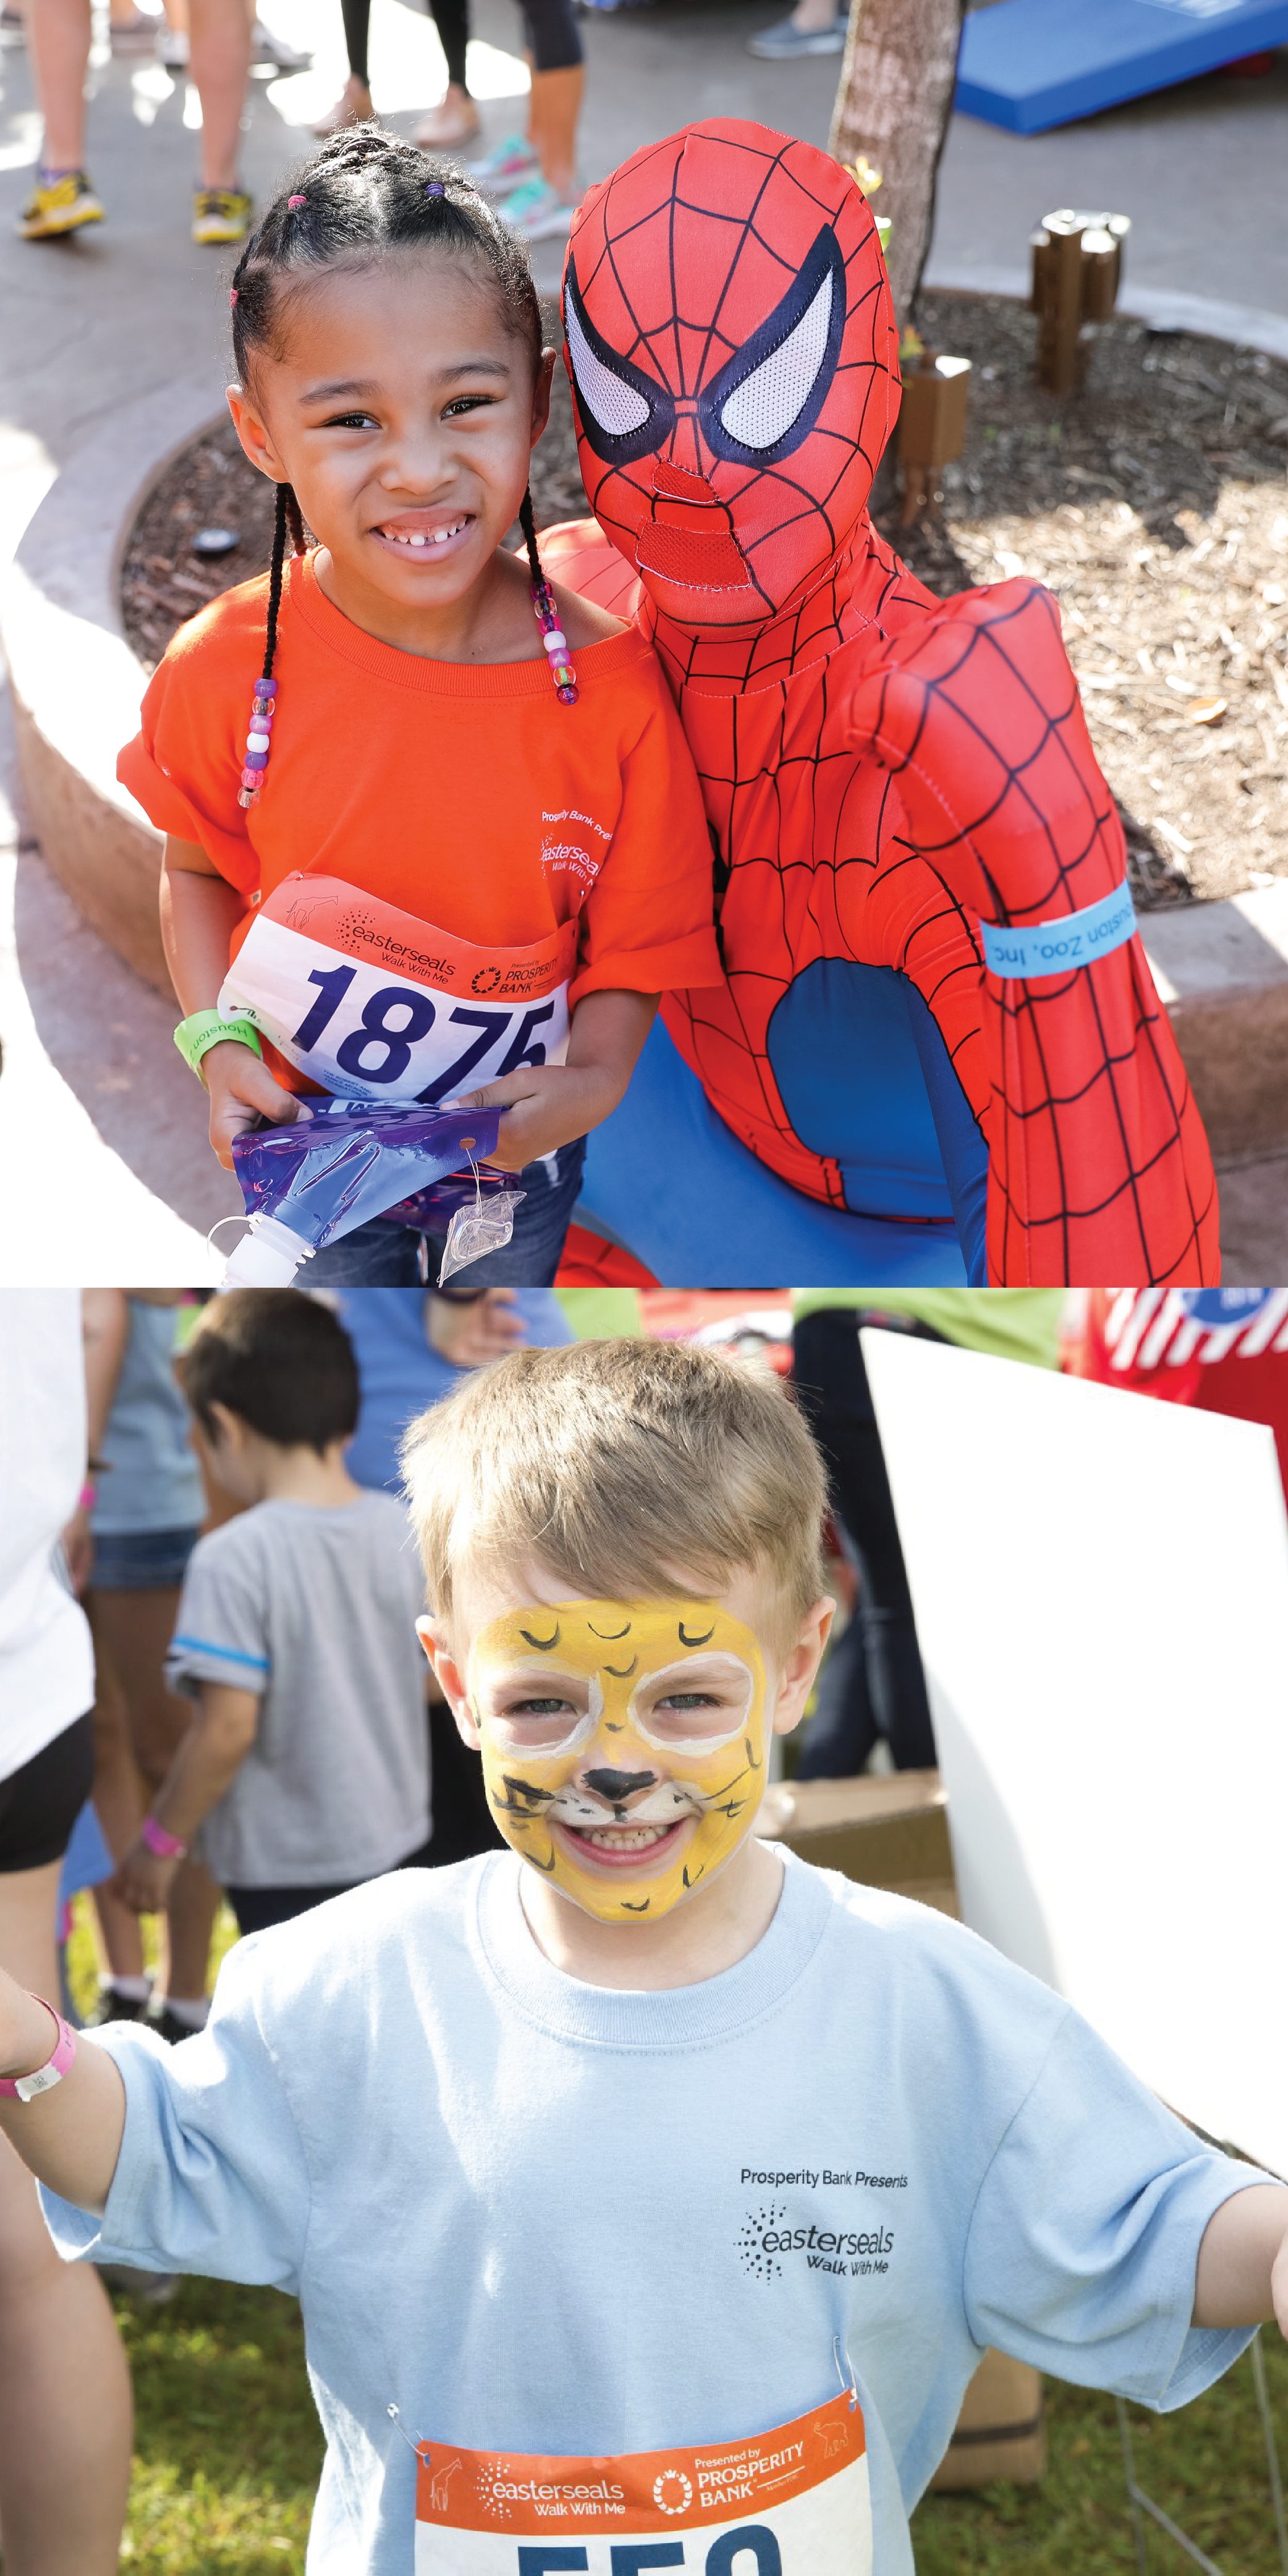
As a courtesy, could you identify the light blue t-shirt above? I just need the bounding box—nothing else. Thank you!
[46,1853,1262,2575]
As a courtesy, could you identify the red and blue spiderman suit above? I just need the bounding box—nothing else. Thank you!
[544,119,1218,1286]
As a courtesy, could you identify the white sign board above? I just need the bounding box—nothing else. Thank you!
[861,1328,1288,2179]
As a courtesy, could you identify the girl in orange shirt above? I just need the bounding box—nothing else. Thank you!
[122,129,720,1285]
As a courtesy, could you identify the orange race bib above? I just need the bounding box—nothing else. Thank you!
[412,2387,871,2574]
[218,874,578,1106]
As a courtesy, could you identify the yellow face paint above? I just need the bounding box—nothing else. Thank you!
[468,1599,768,1922]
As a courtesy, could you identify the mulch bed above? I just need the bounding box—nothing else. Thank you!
[121,289,1288,908]
[874,291,1288,908]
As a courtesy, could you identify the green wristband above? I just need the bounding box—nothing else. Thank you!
[174,1010,264,1081]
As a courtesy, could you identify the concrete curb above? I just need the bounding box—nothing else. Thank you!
[1,371,227,996]
[1,367,1286,1157]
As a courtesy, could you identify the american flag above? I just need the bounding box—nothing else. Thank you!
[1100,1288,1288,1374]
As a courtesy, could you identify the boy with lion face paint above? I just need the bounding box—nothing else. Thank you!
[3,1338,1287,2576]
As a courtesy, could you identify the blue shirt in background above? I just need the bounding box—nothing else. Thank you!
[335,1290,572,1494]
[92,1300,203,1536]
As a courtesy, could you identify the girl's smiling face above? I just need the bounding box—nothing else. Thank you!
[227,249,554,647]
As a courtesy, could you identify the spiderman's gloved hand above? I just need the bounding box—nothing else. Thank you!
[842,579,1125,927]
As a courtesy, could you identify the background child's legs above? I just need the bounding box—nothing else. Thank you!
[26,0,90,169]
[87,1584,221,2010]
[186,0,251,190]
[521,0,582,200]
[414,0,480,146]
[0,1855,133,2576]
[792,1307,938,1771]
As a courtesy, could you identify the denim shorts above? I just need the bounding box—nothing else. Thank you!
[305,1136,587,1288]
[90,1524,202,1591]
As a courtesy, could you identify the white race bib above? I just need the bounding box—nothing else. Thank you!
[219,875,576,1106]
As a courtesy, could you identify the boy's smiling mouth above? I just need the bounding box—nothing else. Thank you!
[558,1816,690,1871]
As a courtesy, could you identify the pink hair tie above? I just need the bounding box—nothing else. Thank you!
[229,286,238,305]
[288,193,307,208]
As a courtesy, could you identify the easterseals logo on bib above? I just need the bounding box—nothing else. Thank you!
[413,2386,871,2572]
[219,874,576,1106]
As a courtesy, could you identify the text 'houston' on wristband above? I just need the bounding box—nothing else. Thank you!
[174,1009,265,1079]
[980,879,1137,982]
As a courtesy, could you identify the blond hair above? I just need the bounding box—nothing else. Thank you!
[400,1338,828,1644]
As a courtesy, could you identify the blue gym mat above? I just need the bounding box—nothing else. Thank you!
[955,0,1288,134]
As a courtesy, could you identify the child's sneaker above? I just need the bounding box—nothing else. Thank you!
[250,19,312,68]
[155,19,187,63]
[498,175,577,244]
[747,11,847,54]
[19,168,104,237]
[109,10,161,52]
[464,132,538,195]
[192,184,253,244]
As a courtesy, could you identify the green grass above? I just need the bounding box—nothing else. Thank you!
[62,1906,1288,2575]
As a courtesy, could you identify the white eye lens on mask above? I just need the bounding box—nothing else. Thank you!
[718,266,834,452]
[565,287,652,439]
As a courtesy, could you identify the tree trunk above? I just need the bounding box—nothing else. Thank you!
[828,0,965,328]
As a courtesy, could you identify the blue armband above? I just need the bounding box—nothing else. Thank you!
[980,879,1137,981]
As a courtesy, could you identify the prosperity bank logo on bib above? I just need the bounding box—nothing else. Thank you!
[219,874,576,1105]
[413,2388,871,2573]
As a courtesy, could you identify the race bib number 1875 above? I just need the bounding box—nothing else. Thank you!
[219,875,577,1106]
[413,2389,871,2575]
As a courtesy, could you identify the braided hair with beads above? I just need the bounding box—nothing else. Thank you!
[227,127,575,808]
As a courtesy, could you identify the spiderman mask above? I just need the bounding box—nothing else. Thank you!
[562,121,899,629]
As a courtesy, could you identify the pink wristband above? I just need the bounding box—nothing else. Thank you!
[0,1998,78,2101]
[78,1481,97,1511]
[142,1814,189,1860]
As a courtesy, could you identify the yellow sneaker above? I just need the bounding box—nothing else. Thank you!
[19,169,104,239]
[192,185,253,245]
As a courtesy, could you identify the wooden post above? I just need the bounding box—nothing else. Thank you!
[1032,209,1131,394]
[829,0,966,327]
[897,352,972,525]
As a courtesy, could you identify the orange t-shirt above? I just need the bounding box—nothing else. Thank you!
[119,552,722,1016]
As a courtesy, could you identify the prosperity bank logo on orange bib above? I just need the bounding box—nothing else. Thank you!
[413,2387,871,2573]
[219,874,577,1106]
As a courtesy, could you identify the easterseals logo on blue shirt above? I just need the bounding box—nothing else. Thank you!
[737,2172,903,2281]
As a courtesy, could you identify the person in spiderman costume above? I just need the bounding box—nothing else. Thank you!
[539,119,1219,1287]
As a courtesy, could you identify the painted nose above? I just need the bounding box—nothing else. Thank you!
[583,1768,656,1805]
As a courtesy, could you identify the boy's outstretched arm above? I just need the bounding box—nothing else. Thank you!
[0,1981,126,2216]
[1193,2183,1288,2332]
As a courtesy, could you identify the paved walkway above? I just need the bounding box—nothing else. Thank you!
[0,1,1285,1279]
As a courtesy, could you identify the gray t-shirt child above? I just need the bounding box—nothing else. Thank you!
[166,1491,430,1889]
